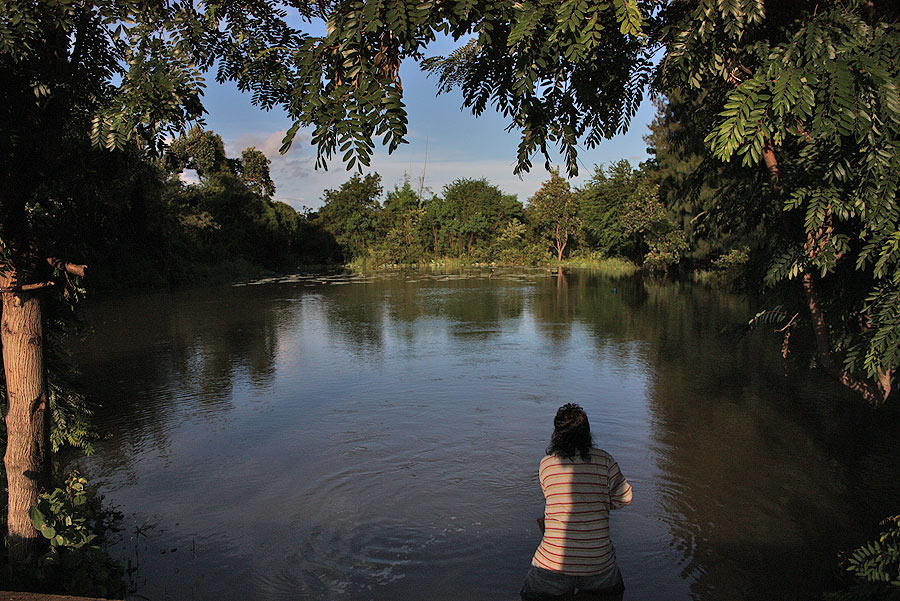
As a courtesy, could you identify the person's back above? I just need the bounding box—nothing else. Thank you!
[533,447,632,575]
[521,404,632,601]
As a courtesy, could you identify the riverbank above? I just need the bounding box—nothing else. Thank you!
[0,592,113,601]
[344,256,641,279]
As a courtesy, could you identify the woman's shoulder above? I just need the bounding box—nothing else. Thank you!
[539,453,572,469]
[540,453,559,466]
[589,447,615,463]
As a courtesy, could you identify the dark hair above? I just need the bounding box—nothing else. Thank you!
[546,403,593,461]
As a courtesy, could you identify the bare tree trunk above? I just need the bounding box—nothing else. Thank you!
[555,224,567,262]
[877,367,893,400]
[1,268,51,563]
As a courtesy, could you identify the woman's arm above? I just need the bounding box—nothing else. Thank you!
[608,459,633,510]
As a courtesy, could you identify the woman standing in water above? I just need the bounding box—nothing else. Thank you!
[521,404,633,601]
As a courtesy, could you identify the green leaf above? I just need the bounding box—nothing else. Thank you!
[29,505,46,529]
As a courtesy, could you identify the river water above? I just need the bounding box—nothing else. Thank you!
[66,268,900,601]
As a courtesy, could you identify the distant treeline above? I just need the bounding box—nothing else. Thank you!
[83,123,707,290]
[312,159,691,273]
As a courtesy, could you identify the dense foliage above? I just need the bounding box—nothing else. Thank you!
[425,179,522,260]
[577,161,642,260]
[527,170,579,262]
[318,173,383,262]
[304,164,682,270]
[160,127,308,275]
[34,127,330,289]
[270,0,652,175]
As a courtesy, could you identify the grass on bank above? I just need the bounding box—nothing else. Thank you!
[345,255,641,278]
[555,256,640,277]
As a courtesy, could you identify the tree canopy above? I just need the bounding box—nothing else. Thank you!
[318,172,383,260]
[269,0,652,175]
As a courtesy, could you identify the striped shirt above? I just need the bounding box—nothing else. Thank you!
[532,447,632,575]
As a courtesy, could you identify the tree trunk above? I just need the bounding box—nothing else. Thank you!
[761,140,781,191]
[1,269,52,563]
[764,140,889,406]
[556,225,567,262]
[801,271,886,406]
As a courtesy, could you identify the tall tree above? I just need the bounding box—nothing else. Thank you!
[527,170,579,261]
[318,173,382,260]
[0,0,308,560]
[425,179,521,259]
[163,126,300,269]
[642,94,721,261]
[239,148,276,200]
[378,180,425,264]
[576,160,641,259]
[620,179,688,275]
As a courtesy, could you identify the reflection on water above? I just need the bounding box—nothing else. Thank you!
[67,269,900,601]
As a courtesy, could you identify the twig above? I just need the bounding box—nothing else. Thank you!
[775,312,799,332]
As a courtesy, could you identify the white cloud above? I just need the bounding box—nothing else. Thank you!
[179,169,201,185]
[226,130,317,201]
[233,129,292,158]
[221,125,650,212]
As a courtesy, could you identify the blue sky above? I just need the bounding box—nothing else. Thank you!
[199,37,657,211]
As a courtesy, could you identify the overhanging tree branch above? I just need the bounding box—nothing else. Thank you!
[0,281,56,293]
[764,144,889,406]
[47,258,86,278]
[801,271,886,406]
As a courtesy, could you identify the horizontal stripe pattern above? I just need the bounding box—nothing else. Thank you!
[532,447,632,575]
